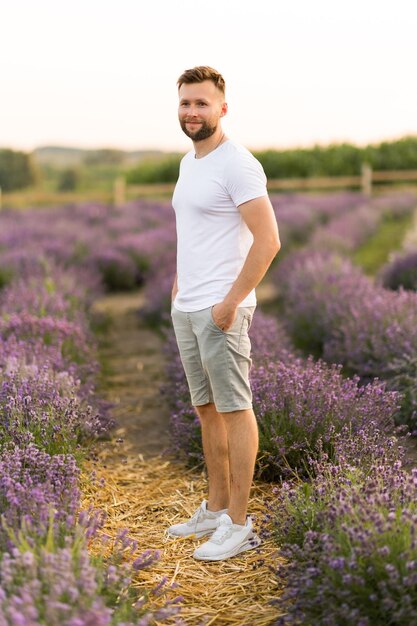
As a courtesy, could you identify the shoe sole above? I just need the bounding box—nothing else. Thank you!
[167,528,216,539]
[193,534,262,561]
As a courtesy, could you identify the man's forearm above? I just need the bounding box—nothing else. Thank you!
[172,273,178,302]
[224,239,280,307]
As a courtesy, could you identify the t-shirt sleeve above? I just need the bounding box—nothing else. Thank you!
[223,150,268,207]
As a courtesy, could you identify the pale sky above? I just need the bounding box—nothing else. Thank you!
[1,0,417,153]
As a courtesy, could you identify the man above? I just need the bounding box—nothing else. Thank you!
[167,66,280,561]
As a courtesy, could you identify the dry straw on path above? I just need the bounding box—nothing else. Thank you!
[81,441,285,626]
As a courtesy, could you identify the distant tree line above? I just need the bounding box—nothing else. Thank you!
[256,136,417,178]
[83,149,125,166]
[0,149,37,191]
[2,136,417,191]
[0,148,124,192]
[125,154,183,185]
[126,135,417,184]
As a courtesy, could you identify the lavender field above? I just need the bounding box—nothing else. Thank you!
[1,189,417,624]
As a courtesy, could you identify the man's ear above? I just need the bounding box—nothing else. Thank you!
[220,102,228,117]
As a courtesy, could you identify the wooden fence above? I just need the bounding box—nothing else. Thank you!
[113,165,417,206]
[2,166,417,210]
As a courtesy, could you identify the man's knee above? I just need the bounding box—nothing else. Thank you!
[194,402,218,420]
[220,407,256,422]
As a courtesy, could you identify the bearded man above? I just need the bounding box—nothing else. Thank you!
[167,66,281,561]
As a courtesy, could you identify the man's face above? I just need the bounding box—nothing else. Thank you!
[178,80,227,142]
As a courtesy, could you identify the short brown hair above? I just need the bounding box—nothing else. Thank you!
[177,66,226,95]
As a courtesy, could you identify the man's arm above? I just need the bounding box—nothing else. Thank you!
[172,272,178,302]
[212,195,280,330]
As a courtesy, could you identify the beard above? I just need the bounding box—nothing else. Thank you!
[179,118,217,142]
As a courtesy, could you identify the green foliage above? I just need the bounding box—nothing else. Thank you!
[124,136,417,184]
[254,143,363,178]
[99,261,138,291]
[57,168,81,191]
[0,266,14,290]
[315,143,364,175]
[353,212,414,275]
[363,136,417,170]
[254,137,417,180]
[126,154,182,184]
[0,149,38,191]
[83,149,125,166]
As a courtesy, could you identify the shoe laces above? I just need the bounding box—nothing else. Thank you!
[186,504,203,530]
[209,518,234,545]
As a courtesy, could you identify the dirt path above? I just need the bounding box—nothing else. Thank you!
[91,289,172,460]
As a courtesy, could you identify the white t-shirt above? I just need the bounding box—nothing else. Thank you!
[172,139,268,312]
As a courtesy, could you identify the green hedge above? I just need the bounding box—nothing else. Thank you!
[126,154,183,184]
[125,135,417,184]
[0,149,38,191]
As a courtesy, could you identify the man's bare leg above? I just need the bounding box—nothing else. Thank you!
[195,403,230,511]
[220,408,259,525]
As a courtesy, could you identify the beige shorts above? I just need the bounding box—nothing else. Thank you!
[171,304,256,413]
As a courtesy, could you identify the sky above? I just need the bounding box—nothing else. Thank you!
[1,0,417,153]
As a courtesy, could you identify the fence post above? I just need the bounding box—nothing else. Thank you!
[113,176,126,207]
[361,163,372,196]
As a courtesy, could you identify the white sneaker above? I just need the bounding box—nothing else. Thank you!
[193,513,261,561]
[167,500,228,539]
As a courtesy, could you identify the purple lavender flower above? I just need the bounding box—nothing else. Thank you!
[0,444,80,550]
[266,426,417,624]
[274,249,417,426]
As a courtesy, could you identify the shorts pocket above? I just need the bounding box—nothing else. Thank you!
[237,308,255,352]
[245,313,254,331]
[210,306,225,332]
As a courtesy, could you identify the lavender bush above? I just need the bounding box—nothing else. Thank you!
[309,203,381,253]
[0,199,187,624]
[268,429,417,625]
[269,199,320,248]
[275,250,417,426]
[322,283,417,373]
[380,249,417,291]
[0,519,181,626]
[249,310,296,365]
[367,191,416,218]
[274,250,373,355]
[0,268,102,386]
[0,200,175,293]
[0,368,106,457]
[0,444,80,552]
[307,192,416,256]
[251,357,399,480]
[266,425,402,548]
[0,441,180,624]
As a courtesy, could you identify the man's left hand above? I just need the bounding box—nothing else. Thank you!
[211,302,237,331]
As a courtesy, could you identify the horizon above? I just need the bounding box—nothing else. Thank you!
[5,131,417,156]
